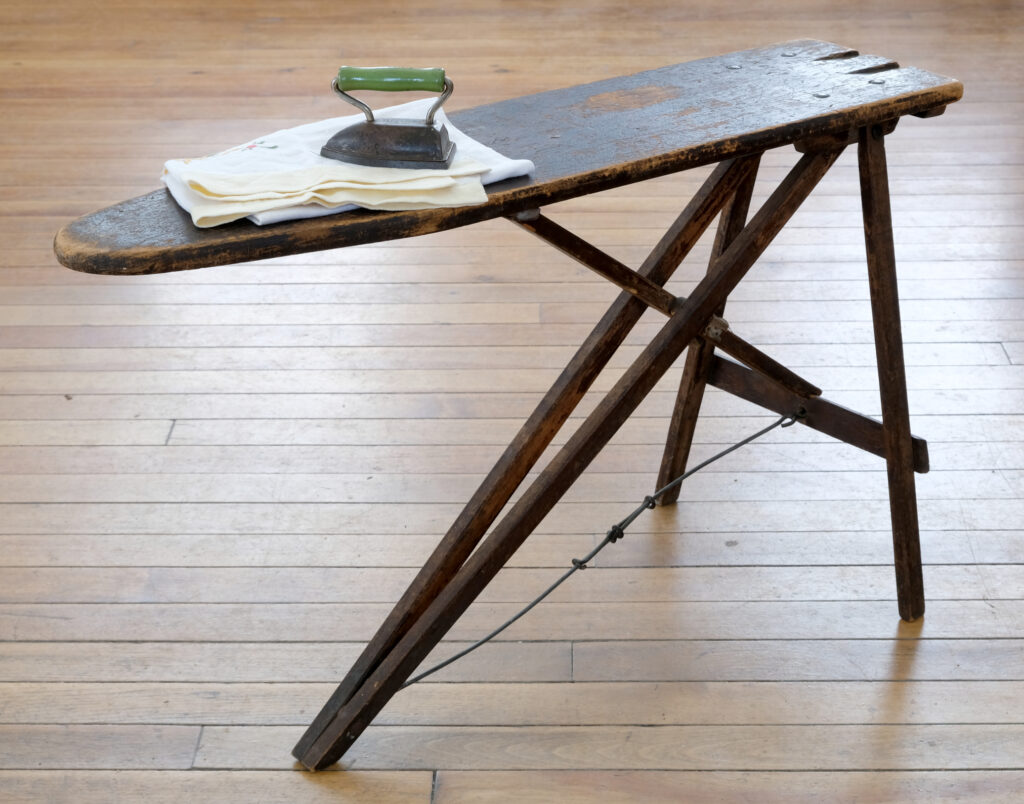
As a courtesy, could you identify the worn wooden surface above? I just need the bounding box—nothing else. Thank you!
[657,165,758,503]
[859,124,926,620]
[53,39,960,276]
[4,0,1023,800]
[292,156,757,766]
[297,150,842,768]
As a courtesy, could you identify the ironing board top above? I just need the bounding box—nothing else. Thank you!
[55,39,962,275]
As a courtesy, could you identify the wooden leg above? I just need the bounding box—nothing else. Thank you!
[294,148,842,770]
[858,124,925,622]
[656,159,759,503]
[292,156,759,763]
[655,336,717,504]
[707,355,929,472]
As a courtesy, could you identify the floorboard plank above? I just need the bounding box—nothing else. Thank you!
[2,529,1022,568]
[0,770,432,803]
[0,725,200,770]
[1,600,1022,642]
[193,723,1024,771]
[432,769,1024,804]
[4,680,1024,726]
[0,642,570,683]
[0,564,1020,604]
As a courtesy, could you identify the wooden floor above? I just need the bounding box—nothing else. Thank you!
[2,0,1023,801]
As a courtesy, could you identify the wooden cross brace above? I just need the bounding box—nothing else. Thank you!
[293,124,928,770]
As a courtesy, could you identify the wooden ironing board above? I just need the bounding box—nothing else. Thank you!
[54,39,963,771]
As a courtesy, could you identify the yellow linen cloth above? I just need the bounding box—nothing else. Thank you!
[161,98,533,228]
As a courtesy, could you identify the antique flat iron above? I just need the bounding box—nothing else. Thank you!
[320,66,456,169]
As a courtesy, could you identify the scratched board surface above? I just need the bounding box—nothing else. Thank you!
[54,39,961,276]
[454,39,956,188]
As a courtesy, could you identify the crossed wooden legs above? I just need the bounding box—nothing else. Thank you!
[294,126,927,770]
[655,125,926,622]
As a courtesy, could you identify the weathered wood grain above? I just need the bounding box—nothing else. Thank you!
[860,123,925,619]
[290,157,758,765]
[657,159,757,502]
[53,41,960,275]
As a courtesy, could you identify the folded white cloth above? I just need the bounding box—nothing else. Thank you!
[162,98,534,228]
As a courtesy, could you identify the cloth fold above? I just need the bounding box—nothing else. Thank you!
[161,98,534,228]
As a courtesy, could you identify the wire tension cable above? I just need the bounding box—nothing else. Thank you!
[401,410,803,688]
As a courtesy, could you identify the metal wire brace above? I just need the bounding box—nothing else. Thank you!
[401,410,803,688]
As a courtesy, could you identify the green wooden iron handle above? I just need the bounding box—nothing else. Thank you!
[330,67,454,126]
[335,66,447,93]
